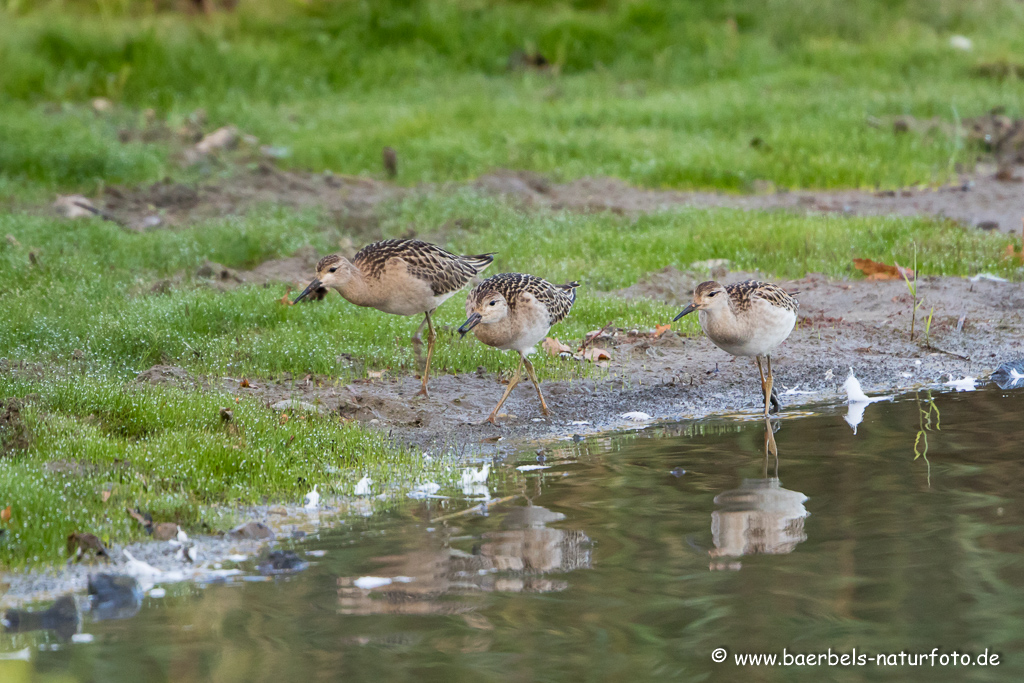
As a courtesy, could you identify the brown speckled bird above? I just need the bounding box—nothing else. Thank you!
[295,239,494,397]
[674,280,798,416]
[458,273,579,424]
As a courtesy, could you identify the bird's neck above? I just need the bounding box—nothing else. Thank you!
[335,266,376,307]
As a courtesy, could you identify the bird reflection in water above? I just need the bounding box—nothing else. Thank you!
[709,418,809,570]
[337,503,591,616]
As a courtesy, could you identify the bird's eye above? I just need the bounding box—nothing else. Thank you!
[328,267,338,273]
[708,291,719,297]
[489,300,497,306]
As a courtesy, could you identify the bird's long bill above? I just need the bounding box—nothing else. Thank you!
[293,279,322,304]
[458,312,482,337]
[673,303,697,322]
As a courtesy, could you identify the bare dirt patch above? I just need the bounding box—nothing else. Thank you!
[97,164,404,233]
[46,154,1024,237]
[474,167,1024,234]
[135,268,1024,453]
[0,398,32,455]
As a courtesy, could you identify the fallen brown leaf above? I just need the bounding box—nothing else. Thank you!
[541,337,571,356]
[583,347,611,362]
[1,505,10,522]
[279,293,293,306]
[239,378,251,388]
[279,413,290,425]
[853,258,914,281]
[195,125,239,155]
[654,323,672,338]
[126,507,152,529]
[101,490,112,503]
[1003,243,1024,263]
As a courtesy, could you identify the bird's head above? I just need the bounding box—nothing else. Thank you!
[674,280,727,321]
[459,290,509,336]
[293,254,353,303]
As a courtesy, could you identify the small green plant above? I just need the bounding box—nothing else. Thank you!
[900,244,924,341]
[923,305,935,345]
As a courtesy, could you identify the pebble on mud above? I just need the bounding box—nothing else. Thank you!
[229,521,276,540]
[257,550,309,575]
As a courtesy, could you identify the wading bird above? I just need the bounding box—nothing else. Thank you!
[458,273,579,424]
[673,280,798,416]
[295,239,494,397]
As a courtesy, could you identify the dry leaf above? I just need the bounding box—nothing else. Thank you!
[195,126,239,154]
[101,490,112,503]
[279,413,290,425]
[1,505,10,523]
[583,347,611,362]
[126,507,152,529]
[279,293,293,306]
[853,258,914,281]
[541,337,571,356]
[367,370,385,379]
[1003,243,1024,263]
[654,323,672,338]
[239,378,251,388]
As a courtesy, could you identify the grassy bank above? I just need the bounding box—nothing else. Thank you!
[1,191,1015,565]
[2,0,1024,567]
[3,0,1024,196]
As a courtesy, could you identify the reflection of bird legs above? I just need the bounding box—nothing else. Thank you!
[487,356,523,424]
[755,356,781,416]
[414,309,436,398]
[763,417,779,461]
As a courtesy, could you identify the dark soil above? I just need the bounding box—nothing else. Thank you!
[135,266,1024,453]
[52,159,1024,236]
[0,397,32,455]
[98,164,403,233]
[473,167,1024,234]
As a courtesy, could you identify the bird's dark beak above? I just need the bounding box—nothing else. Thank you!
[293,279,322,304]
[458,312,482,337]
[673,303,697,322]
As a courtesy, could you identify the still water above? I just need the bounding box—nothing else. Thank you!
[3,386,1024,682]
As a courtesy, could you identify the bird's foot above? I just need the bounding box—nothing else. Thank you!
[415,385,430,399]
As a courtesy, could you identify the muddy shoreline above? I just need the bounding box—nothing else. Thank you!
[135,268,1024,451]
[7,165,1024,611]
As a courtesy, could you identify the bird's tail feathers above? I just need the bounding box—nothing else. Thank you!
[463,253,496,273]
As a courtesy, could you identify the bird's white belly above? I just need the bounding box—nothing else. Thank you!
[508,315,551,353]
[701,304,796,357]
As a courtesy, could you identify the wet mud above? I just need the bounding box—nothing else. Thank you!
[135,267,1024,453]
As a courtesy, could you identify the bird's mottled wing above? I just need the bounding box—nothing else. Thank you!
[471,273,579,325]
[353,239,493,295]
[726,280,799,313]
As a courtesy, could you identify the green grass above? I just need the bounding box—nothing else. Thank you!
[2,0,1024,567]
[0,195,1016,382]
[3,0,1024,197]
[0,374,455,567]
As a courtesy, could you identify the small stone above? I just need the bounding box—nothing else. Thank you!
[229,521,275,540]
[152,523,179,541]
[270,399,324,413]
